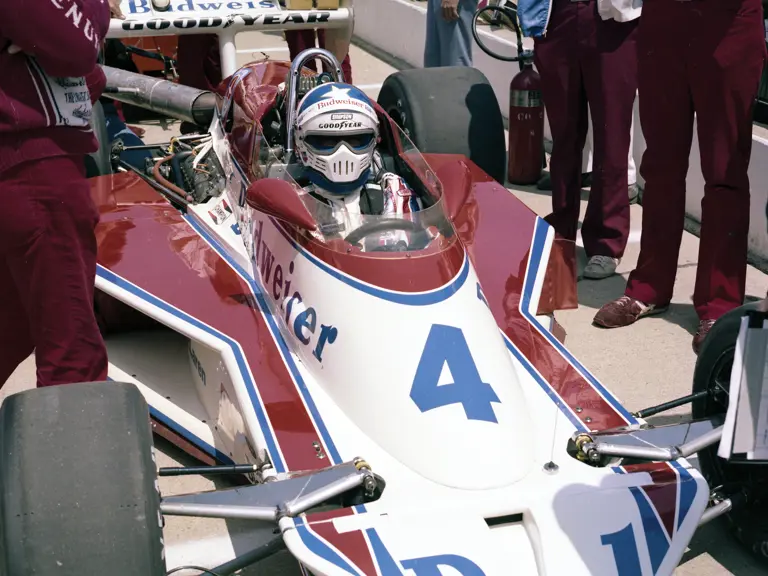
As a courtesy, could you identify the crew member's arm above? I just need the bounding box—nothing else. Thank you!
[0,0,110,77]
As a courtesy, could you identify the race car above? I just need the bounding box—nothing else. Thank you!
[0,13,765,576]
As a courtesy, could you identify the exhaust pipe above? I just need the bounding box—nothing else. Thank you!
[102,65,219,128]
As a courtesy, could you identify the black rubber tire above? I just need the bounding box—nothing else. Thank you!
[691,301,768,564]
[377,67,507,185]
[0,381,166,576]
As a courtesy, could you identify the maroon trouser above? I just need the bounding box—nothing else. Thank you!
[626,0,766,320]
[0,156,108,388]
[285,30,353,83]
[177,35,223,91]
[534,0,637,258]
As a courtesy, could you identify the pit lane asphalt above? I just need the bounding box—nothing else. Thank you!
[4,29,767,576]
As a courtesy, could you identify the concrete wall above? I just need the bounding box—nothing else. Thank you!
[353,0,768,264]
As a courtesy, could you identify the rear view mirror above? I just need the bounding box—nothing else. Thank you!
[245,178,317,231]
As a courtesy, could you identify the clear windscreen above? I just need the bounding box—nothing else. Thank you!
[252,120,453,255]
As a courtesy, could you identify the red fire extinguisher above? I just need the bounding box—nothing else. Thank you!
[472,2,544,185]
[508,55,544,185]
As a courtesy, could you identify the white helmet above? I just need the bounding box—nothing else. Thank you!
[294,82,379,195]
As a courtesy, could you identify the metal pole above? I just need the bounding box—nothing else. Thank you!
[698,499,733,527]
[159,502,278,522]
[633,390,710,419]
[590,426,723,462]
[679,426,724,458]
[282,472,366,517]
[219,31,238,80]
[102,65,217,126]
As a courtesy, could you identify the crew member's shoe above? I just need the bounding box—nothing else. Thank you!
[593,295,669,328]
[692,319,716,355]
[583,255,619,279]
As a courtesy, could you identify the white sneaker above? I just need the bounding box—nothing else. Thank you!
[583,255,619,279]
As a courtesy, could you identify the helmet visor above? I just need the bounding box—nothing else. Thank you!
[304,131,376,155]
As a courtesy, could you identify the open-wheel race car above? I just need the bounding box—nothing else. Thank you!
[1,5,767,575]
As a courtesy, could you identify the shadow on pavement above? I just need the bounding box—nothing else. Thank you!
[681,521,766,575]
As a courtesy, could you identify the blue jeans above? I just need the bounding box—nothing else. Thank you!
[424,0,479,67]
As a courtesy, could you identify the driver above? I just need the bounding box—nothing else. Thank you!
[294,82,424,251]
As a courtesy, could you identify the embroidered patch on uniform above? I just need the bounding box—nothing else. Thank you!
[28,59,93,128]
[209,199,233,225]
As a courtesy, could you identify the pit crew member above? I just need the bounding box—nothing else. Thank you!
[294,83,424,251]
[0,0,110,387]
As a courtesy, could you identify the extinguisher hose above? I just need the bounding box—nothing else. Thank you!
[471,3,532,71]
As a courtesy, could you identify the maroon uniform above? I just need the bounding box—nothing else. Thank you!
[177,35,223,91]
[534,0,637,261]
[176,31,353,89]
[285,29,353,83]
[594,0,767,353]
[0,0,110,387]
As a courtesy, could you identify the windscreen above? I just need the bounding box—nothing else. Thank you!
[253,120,454,256]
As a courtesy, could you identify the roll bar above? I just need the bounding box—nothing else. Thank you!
[285,48,346,156]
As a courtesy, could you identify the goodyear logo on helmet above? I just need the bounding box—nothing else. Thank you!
[318,121,363,130]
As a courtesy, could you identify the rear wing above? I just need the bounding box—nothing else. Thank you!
[108,0,354,77]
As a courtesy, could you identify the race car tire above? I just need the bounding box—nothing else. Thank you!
[377,66,507,185]
[691,301,768,565]
[0,381,166,576]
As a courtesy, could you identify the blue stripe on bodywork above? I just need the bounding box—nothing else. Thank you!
[521,219,637,425]
[294,517,362,576]
[669,460,696,532]
[365,529,404,576]
[184,214,344,466]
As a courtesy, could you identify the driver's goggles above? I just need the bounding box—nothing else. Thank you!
[303,131,376,155]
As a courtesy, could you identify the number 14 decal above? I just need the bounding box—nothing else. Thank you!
[410,324,501,423]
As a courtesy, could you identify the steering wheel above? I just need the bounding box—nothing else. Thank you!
[343,218,430,250]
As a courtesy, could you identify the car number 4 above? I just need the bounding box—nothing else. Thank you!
[409,324,501,423]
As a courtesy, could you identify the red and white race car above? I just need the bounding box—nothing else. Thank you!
[0,7,763,576]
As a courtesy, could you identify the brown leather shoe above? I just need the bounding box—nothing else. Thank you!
[692,319,716,355]
[593,295,669,328]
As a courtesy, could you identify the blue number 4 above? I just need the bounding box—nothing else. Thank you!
[410,324,501,423]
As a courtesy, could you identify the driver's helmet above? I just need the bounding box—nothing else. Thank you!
[294,82,379,195]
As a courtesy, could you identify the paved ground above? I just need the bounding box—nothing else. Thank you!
[4,29,768,575]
